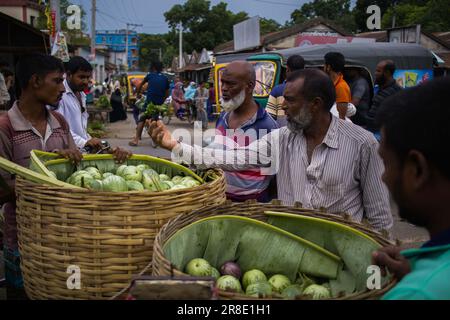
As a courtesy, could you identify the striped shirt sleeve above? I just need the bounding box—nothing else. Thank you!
[359,139,393,232]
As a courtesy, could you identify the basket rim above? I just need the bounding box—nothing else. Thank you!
[38,151,204,183]
[15,168,225,195]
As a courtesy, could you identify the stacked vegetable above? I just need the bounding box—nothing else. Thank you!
[185,258,331,300]
[64,164,201,192]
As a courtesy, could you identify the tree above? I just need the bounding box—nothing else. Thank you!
[138,33,177,70]
[290,0,356,33]
[260,18,282,34]
[382,0,450,32]
[354,0,450,33]
[164,0,249,53]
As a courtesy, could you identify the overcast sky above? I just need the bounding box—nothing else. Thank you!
[70,0,310,34]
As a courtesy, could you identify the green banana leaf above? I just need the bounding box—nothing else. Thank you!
[163,215,343,282]
[265,211,389,296]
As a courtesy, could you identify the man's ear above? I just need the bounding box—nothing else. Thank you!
[30,74,41,89]
[311,97,323,112]
[404,150,430,190]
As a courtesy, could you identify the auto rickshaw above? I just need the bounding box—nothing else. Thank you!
[245,43,436,108]
[121,72,147,108]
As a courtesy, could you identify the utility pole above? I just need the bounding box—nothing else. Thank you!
[91,0,96,61]
[392,0,397,28]
[179,22,183,70]
[125,23,142,70]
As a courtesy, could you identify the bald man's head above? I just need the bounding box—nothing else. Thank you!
[223,61,256,86]
[375,59,396,86]
[220,61,256,112]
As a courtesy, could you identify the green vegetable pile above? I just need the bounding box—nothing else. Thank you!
[143,102,169,118]
[185,258,331,300]
[95,95,111,110]
[64,164,201,192]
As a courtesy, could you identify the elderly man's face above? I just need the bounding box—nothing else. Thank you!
[282,78,314,133]
[220,67,250,112]
[221,70,247,101]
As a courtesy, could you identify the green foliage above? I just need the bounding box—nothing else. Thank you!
[354,0,450,33]
[95,95,111,110]
[143,102,169,118]
[163,0,249,53]
[87,121,106,138]
[290,0,355,33]
[259,18,282,35]
[382,0,450,32]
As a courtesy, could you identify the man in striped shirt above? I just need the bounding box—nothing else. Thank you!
[210,61,278,202]
[149,69,393,232]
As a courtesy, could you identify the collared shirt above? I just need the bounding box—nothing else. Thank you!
[55,79,90,149]
[173,115,393,231]
[334,74,352,104]
[383,228,450,300]
[211,106,278,201]
[266,82,286,119]
[0,101,76,250]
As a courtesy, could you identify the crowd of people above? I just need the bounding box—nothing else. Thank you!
[0,50,448,300]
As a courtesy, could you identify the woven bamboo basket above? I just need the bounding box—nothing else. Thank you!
[152,201,397,300]
[11,152,226,300]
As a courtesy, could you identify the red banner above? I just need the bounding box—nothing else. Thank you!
[51,10,56,38]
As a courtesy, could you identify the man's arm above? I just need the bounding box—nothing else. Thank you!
[336,84,351,120]
[148,120,278,172]
[136,77,148,98]
[360,140,393,232]
[0,129,15,203]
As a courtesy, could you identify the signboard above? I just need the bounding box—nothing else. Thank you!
[388,25,421,44]
[51,32,70,62]
[394,69,432,88]
[295,35,375,47]
[233,17,261,51]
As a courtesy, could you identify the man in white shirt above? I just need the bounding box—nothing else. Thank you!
[56,56,101,150]
[56,56,130,161]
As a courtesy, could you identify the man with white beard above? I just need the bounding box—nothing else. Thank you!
[194,61,279,201]
[148,69,393,232]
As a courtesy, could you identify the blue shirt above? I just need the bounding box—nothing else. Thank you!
[144,72,170,105]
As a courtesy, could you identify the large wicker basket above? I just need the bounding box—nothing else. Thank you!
[152,201,397,300]
[14,165,226,300]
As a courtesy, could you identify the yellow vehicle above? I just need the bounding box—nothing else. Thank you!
[122,72,147,107]
[213,52,278,112]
